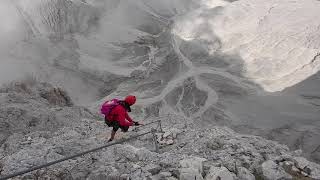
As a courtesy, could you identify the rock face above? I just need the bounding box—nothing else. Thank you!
[1,0,320,179]
[1,0,320,164]
[0,79,85,145]
[259,156,320,180]
[0,79,97,168]
[1,89,320,180]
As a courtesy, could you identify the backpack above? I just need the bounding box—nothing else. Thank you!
[100,99,120,116]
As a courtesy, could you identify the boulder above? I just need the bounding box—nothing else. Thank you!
[293,157,320,179]
[180,157,207,174]
[179,157,206,180]
[205,166,236,180]
[237,167,255,180]
[144,164,162,175]
[293,157,309,170]
[157,128,182,146]
[163,131,171,138]
[260,160,292,180]
[166,139,174,145]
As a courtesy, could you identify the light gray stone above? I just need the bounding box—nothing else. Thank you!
[205,166,236,180]
[180,157,207,174]
[293,157,320,179]
[179,157,206,180]
[159,171,172,177]
[260,160,292,180]
[144,164,162,175]
[237,167,255,180]
[180,168,204,180]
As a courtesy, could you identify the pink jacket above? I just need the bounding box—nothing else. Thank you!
[107,104,133,126]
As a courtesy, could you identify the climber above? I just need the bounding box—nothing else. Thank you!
[101,95,141,142]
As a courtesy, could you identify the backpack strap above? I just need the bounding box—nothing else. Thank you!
[119,101,131,112]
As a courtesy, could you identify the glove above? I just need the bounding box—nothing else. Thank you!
[133,121,140,126]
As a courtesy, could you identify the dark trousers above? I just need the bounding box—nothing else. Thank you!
[105,117,129,132]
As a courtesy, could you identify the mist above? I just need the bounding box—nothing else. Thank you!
[0,1,29,85]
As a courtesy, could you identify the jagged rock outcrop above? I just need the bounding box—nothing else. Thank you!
[1,87,319,180]
[260,160,293,180]
[0,79,97,157]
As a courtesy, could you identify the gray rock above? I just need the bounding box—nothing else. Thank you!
[136,148,158,161]
[290,166,299,173]
[260,160,292,180]
[120,174,130,180]
[1,81,320,180]
[157,128,182,146]
[149,172,174,180]
[169,128,182,139]
[237,167,255,180]
[206,139,224,150]
[87,174,108,180]
[205,166,236,180]
[293,157,309,170]
[159,171,172,177]
[131,168,152,180]
[180,168,204,180]
[163,131,171,139]
[88,174,128,180]
[144,164,162,175]
[180,157,207,174]
[291,149,303,157]
[293,157,320,179]
[166,139,174,145]
[114,145,139,162]
[179,157,206,180]
[167,177,178,180]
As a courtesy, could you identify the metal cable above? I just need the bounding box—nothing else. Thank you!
[133,120,162,132]
[0,131,152,180]
[134,120,161,129]
[139,120,161,127]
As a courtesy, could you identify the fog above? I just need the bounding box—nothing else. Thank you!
[0,1,29,85]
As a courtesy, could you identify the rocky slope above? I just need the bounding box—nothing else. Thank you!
[0,0,320,174]
[1,80,320,180]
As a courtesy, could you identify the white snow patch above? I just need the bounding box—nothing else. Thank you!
[173,0,320,92]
